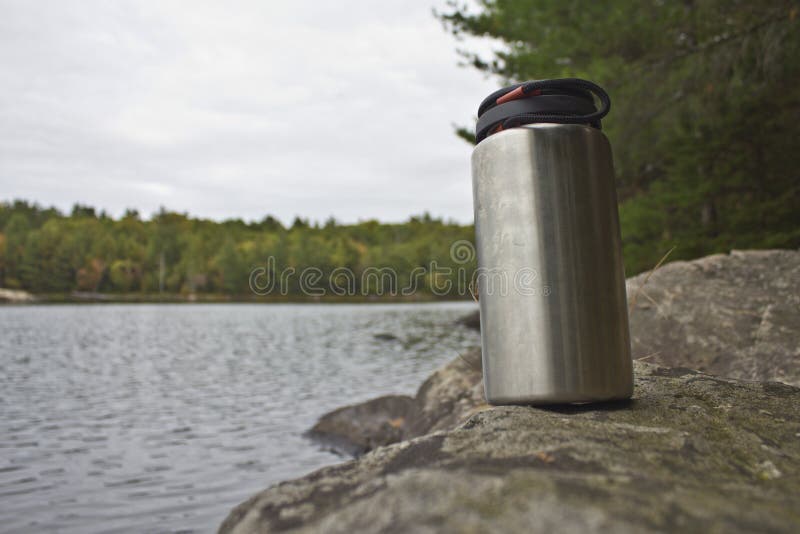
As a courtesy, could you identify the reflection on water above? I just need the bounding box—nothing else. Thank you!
[0,302,479,533]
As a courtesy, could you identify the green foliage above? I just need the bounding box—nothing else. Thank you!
[0,200,476,298]
[108,260,141,292]
[439,0,800,273]
[2,213,30,288]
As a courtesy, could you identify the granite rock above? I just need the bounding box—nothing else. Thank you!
[220,362,800,533]
[307,348,486,455]
[626,249,800,386]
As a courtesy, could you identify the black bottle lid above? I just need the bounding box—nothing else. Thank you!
[475,78,611,144]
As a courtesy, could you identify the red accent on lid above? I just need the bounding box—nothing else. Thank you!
[496,86,543,105]
[495,86,525,105]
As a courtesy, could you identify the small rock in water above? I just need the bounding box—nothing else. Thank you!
[304,347,485,456]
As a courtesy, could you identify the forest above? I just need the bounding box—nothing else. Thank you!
[0,200,476,298]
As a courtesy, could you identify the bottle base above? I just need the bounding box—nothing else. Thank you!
[486,388,633,407]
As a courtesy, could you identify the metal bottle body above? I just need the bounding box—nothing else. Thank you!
[472,123,633,405]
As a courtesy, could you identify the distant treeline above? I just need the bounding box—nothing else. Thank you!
[3,170,798,297]
[0,200,477,297]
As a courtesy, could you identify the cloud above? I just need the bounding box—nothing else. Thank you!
[0,0,499,223]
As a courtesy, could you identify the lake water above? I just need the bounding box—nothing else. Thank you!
[0,302,479,533]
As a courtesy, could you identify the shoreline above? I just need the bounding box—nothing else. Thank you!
[219,249,800,533]
[0,290,475,305]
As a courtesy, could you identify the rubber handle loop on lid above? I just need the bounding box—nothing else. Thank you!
[475,78,611,143]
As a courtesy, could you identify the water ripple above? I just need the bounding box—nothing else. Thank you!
[0,302,478,533]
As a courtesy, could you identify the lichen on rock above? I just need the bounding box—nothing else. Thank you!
[220,361,800,533]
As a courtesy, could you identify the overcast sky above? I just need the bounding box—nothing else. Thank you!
[0,0,500,224]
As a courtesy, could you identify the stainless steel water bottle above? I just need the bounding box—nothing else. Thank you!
[471,78,633,405]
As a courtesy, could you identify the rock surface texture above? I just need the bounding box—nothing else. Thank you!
[221,362,800,533]
[626,249,800,386]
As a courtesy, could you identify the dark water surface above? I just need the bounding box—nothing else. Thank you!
[0,302,479,533]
